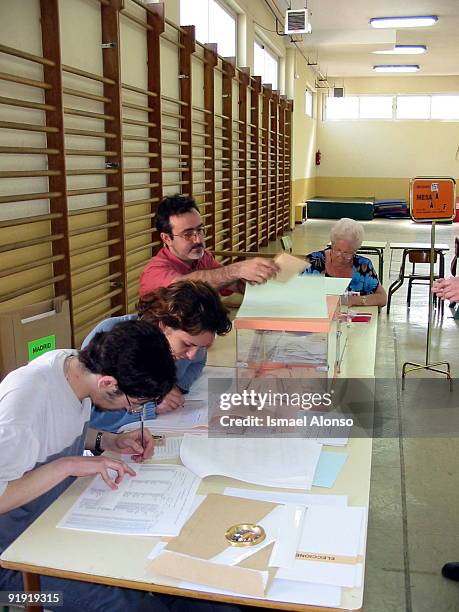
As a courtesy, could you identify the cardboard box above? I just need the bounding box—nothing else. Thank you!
[0,297,71,380]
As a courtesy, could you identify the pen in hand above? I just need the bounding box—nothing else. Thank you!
[140,405,145,462]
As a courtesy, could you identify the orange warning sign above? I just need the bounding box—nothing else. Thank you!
[410,177,456,221]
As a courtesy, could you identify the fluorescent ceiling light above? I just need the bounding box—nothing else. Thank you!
[370,16,438,29]
[373,45,427,55]
[373,65,420,73]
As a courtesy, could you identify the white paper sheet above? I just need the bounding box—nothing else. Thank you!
[119,402,208,433]
[223,487,348,507]
[57,464,200,536]
[148,437,181,460]
[276,505,366,588]
[148,542,342,608]
[180,436,322,490]
[237,276,330,319]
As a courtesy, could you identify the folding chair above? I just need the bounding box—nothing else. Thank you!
[280,235,293,253]
[387,248,444,315]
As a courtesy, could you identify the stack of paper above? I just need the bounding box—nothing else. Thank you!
[276,504,367,588]
[57,464,200,536]
[180,436,322,490]
[148,493,305,598]
[147,488,367,608]
[269,332,328,366]
[237,275,351,321]
[119,402,208,434]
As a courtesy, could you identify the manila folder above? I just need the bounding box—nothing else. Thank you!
[149,493,278,597]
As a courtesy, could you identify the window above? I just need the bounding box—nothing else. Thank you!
[431,96,459,120]
[305,89,313,117]
[325,94,459,121]
[180,0,236,58]
[396,96,430,119]
[254,41,278,90]
[325,97,359,120]
[359,96,393,119]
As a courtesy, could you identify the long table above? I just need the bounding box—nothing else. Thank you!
[1,309,378,612]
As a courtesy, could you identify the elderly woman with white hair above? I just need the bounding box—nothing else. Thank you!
[302,218,387,307]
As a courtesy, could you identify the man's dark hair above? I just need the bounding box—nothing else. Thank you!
[155,194,199,234]
[137,280,232,336]
[79,320,176,401]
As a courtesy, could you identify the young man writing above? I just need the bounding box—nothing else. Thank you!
[0,321,240,611]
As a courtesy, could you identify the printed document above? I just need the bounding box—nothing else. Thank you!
[180,436,322,490]
[58,464,200,536]
[276,505,366,588]
[119,402,208,433]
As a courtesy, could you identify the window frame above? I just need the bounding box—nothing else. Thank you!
[179,0,237,59]
[305,88,314,118]
[254,39,279,90]
[323,93,459,122]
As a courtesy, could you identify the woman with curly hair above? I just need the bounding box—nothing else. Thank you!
[83,280,231,433]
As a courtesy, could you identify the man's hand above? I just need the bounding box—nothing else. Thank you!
[237,258,280,284]
[432,277,459,301]
[60,456,136,490]
[103,429,154,462]
[156,385,185,414]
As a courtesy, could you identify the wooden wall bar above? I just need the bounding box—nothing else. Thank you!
[0,0,293,344]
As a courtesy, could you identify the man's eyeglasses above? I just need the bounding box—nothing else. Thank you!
[125,394,145,414]
[171,227,206,242]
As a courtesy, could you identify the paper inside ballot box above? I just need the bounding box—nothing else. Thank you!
[148,494,278,597]
[273,252,308,283]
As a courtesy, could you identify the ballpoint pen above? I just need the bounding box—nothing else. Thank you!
[140,404,145,460]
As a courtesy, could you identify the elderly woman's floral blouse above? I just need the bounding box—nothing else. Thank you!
[301,248,380,295]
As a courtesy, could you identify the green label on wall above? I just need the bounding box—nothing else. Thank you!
[27,335,56,361]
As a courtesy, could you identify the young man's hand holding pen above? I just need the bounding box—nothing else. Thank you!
[98,429,155,463]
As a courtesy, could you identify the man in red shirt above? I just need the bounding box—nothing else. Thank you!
[139,195,279,297]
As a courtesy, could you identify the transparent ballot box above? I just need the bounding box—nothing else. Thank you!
[235,295,346,379]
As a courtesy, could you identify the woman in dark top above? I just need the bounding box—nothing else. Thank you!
[302,218,387,307]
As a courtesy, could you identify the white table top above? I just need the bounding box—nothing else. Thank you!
[1,309,379,611]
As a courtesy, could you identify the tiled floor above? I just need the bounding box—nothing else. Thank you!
[285,217,459,612]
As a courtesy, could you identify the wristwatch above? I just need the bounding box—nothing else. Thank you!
[361,295,367,306]
[94,431,104,455]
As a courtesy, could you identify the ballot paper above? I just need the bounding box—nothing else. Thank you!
[273,252,308,283]
[268,331,328,365]
[180,436,322,490]
[276,505,367,588]
[148,437,182,461]
[237,276,329,319]
[119,402,208,434]
[57,464,200,536]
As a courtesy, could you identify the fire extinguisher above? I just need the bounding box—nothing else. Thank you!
[315,150,321,166]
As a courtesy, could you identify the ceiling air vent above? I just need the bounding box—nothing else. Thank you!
[285,9,311,35]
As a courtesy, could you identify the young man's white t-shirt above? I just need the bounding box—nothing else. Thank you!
[0,350,91,496]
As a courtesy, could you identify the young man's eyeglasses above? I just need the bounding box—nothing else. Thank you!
[171,227,206,242]
[124,394,145,414]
